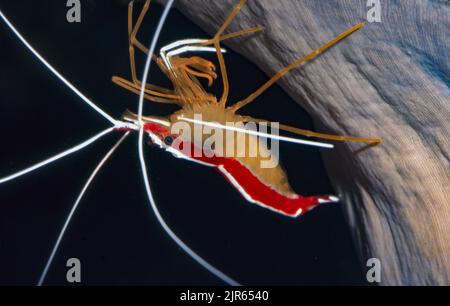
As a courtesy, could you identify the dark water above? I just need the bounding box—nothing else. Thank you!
[0,1,365,285]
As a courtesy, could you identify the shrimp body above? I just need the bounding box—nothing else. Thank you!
[114,1,380,218]
[122,53,339,216]
[164,135,339,217]
[126,102,339,217]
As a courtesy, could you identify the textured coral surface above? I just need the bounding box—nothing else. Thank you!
[173,0,450,285]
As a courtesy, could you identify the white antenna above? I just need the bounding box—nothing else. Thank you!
[0,128,114,185]
[0,10,116,125]
[136,0,240,286]
[178,116,334,149]
[37,132,130,286]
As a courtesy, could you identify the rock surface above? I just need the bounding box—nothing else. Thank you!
[170,0,450,285]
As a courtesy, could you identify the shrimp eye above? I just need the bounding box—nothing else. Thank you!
[164,135,174,145]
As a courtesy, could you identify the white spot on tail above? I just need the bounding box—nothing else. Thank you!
[318,195,340,204]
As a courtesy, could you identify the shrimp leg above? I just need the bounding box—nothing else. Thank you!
[121,0,258,104]
[230,22,367,111]
[113,1,183,104]
[111,76,182,104]
[210,0,247,107]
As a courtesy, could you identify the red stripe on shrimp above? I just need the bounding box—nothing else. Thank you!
[182,142,338,217]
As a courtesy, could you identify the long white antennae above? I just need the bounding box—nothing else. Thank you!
[136,0,239,286]
[178,116,334,149]
[0,9,116,125]
[0,127,114,185]
[37,132,130,286]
